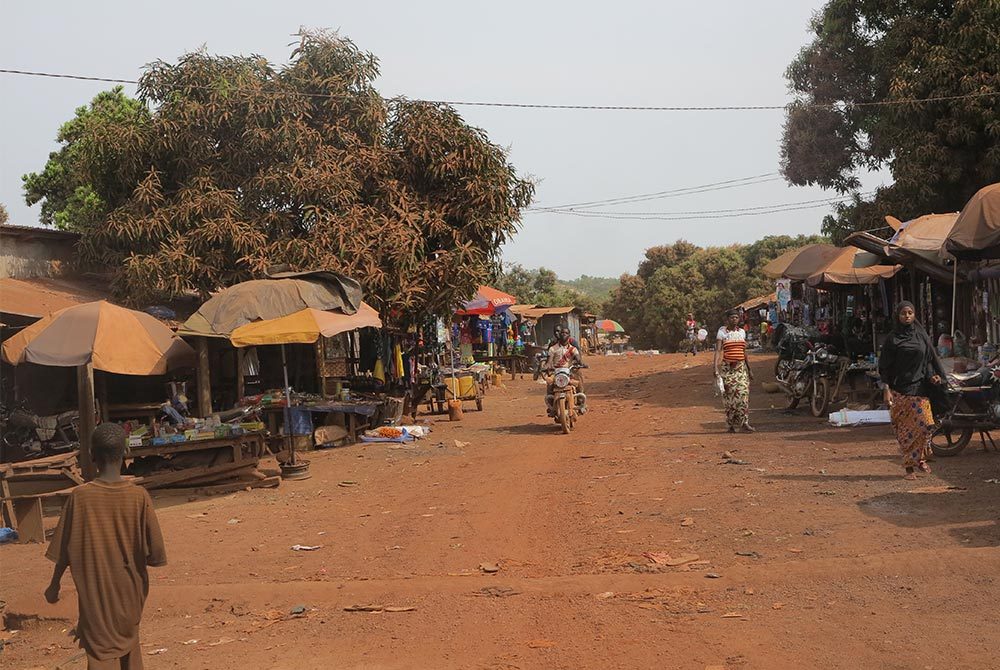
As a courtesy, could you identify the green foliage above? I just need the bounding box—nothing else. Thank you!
[22,87,150,232]
[780,0,1000,243]
[494,263,609,315]
[22,31,533,317]
[561,275,620,302]
[604,235,827,350]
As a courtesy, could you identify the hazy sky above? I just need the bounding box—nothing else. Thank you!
[0,1,884,279]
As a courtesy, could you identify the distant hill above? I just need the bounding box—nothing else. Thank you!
[559,275,620,303]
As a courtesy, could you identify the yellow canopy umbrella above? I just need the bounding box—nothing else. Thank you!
[229,303,382,347]
[227,302,382,475]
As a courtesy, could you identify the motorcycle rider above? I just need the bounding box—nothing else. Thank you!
[544,325,587,416]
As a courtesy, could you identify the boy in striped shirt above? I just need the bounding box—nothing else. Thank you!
[45,423,167,669]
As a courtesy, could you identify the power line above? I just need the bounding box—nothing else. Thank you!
[2,68,997,112]
[526,192,875,221]
[530,173,782,211]
[540,191,873,217]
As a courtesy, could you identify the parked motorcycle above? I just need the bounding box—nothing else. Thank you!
[773,325,813,380]
[930,361,1000,457]
[544,364,587,434]
[0,402,79,463]
[776,344,840,417]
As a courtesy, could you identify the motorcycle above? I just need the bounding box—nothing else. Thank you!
[776,343,839,417]
[544,364,587,434]
[930,361,1000,457]
[773,325,814,380]
[0,402,79,463]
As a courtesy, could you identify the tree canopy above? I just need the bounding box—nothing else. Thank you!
[494,263,607,315]
[604,235,826,350]
[780,0,1000,243]
[0,203,8,226]
[23,31,533,316]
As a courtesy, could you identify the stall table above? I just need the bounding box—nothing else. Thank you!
[474,354,529,380]
[264,401,383,446]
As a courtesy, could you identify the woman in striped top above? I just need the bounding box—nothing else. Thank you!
[714,309,755,433]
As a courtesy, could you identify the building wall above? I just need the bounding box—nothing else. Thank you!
[0,231,78,279]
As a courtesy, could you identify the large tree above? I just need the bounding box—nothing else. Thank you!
[22,87,149,232]
[23,31,533,316]
[494,263,604,315]
[605,235,826,350]
[780,0,1000,243]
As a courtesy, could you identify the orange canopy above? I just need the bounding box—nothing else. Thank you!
[1,301,195,375]
[762,247,807,279]
[945,183,1000,260]
[230,303,382,347]
[806,247,902,289]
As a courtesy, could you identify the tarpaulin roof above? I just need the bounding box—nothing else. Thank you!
[780,245,843,281]
[945,183,1000,260]
[889,213,958,253]
[806,247,901,289]
[2,301,195,375]
[230,303,382,347]
[845,231,960,284]
[181,274,363,337]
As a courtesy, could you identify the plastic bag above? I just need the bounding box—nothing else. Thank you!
[714,374,725,396]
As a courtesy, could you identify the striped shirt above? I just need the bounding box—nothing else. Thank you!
[717,326,747,364]
[46,481,167,660]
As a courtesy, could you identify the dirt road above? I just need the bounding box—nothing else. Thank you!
[3,353,999,669]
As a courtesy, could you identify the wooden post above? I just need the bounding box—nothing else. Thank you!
[315,339,326,399]
[236,347,246,402]
[96,372,110,422]
[196,338,212,417]
[76,362,96,481]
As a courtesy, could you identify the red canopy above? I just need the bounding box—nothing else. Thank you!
[456,286,517,316]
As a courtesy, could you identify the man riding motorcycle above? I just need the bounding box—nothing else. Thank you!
[544,325,588,416]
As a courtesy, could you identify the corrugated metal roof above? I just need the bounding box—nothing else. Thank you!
[0,276,111,319]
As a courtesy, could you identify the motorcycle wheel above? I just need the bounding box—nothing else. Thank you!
[930,425,973,457]
[559,397,571,434]
[810,377,830,418]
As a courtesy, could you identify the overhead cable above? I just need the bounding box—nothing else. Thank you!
[525,192,875,221]
[530,174,782,211]
[2,68,997,112]
[539,191,875,217]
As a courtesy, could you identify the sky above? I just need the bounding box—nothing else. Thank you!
[0,1,885,279]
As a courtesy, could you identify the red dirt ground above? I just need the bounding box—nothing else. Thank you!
[3,353,999,669]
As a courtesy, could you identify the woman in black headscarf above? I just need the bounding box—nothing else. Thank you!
[878,301,947,479]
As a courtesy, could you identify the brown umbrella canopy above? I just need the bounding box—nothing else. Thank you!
[779,244,843,281]
[1,301,195,375]
[945,183,1000,260]
[806,247,901,289]
[181,274,363,337]
[762,247,808,279]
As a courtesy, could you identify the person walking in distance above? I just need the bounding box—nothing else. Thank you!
[878,301,947,480]
[685,313,700,356]
[45,423,167,669]
[714,309,755,433]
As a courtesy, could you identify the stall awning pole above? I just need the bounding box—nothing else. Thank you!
[281,344,295,465]
[951,261,958,337]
